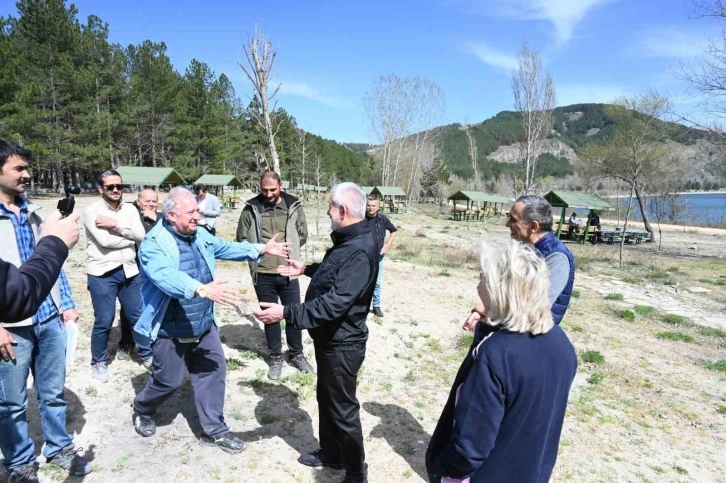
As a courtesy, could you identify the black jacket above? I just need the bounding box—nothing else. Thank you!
[0,236,69,323]
[284,220,378,347]
[133,201,160,233]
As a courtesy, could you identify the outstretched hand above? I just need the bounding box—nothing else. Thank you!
[261,233,292,257]
[254,302,285,324]
[277,259,305,277]
[201,280,239,307]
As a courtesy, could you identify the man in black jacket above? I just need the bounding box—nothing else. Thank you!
[0,211,80,360]
[255,182,378,483]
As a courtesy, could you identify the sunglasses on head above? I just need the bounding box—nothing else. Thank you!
[103,184,124,192]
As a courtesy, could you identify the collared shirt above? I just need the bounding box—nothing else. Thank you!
[0,197,75,323]
[83,198,146,277]
[366,212,397,260]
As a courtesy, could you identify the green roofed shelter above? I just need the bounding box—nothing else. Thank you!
[447,191,510,220]
[193,174,242,188]
[115,166,185,187]
[370,186,407,213]
[361,186,374,195]
[543,190,613,243]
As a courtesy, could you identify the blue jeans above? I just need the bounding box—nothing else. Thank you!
[88,267,150,363]
[0,317,72,471]
[373,258,384,307]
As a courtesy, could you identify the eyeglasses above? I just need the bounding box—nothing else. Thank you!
[103,184,124,192]
[506,213,521,223]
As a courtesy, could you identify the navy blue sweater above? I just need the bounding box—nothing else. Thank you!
[426,325,577,483]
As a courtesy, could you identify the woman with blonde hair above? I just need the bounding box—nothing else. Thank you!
[426,240,577,483]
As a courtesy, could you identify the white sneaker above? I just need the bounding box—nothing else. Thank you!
[91,362,109,383]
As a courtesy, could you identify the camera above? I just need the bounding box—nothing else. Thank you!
[57,185,81,217]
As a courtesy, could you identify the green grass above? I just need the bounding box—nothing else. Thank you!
[663,313,687,325]
[619,310,636,322]
[605,293,624,301]
[85,386,98,397]
[621,276,642,285]
[587,372,606,385]
[634,305,655,316]
[292,372,316,386]
[699,277,726,286]
[457,333,474,349]
[700,327,726,338]
[716,403,726,415]
[702,360,726,373]
[673,465,689,475]
[426,338,443,352]
[437,270,451,277]
[580,350,605,365]
[226,358,243,371]
[260,414,278,425]
[571,289,581,298]
[39,464,65,481]
[656,332,694,343]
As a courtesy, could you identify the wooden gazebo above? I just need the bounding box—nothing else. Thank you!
[447,191,510,220]
[115,167,186,189]
[370,186,407,213]
[544,190,612,243]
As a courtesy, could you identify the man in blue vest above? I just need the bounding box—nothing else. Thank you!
[131,188,291,454]
[464,194,575,330]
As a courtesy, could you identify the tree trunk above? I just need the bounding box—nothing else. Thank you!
[619,184,635,268]
[633,182,653,239]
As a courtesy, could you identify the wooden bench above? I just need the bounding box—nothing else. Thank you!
[602,232,623,244]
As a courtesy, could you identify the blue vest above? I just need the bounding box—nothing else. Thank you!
[159,222,214,338]
[534,232,575,325]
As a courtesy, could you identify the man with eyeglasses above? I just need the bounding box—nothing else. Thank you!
[465,195,575,332]
[83,170,149,382]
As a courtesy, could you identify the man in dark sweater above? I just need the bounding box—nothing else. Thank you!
[255,182,378,483]
[365,196,397,318]
[133,188,160,234]
[236,171,312,379]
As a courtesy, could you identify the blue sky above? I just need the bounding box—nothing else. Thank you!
[2,0,720,142]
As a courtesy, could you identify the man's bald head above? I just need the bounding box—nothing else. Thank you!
[137,188,158,212]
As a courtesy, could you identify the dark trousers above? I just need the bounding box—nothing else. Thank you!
[87,267,150,363]
[133,325,228,437]
[315,342,366,480]
[254,274,303,357]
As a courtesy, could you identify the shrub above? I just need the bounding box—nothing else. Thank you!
[700,327,726,338]
[226,358,243,371]
[457,333,474,349]
[580,350,605,365]
[656,332,694,343]
[437,270,451,277]
[634,305,655,316]
[619,310,635,322]
[605,293,624,301]
[663,313,686,325]
[571,290,581,298]
[587,372,606,385]
[703,359,726,373]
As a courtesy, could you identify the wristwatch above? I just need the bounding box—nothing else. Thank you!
[196,285,208,298]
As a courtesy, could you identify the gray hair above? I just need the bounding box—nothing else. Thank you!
[516,194,553,232]
[330,182,366,220]
[162,187,195,217]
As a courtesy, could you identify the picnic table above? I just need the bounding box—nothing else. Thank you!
[601,229,649,245]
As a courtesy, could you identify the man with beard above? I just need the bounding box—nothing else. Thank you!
[236,171,312,379]
[83,170,149,381]
[0,140,92,482]
[255,182,378,483]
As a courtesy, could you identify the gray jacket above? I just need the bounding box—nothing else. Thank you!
[0,202,62,327]
[236,191,307,284]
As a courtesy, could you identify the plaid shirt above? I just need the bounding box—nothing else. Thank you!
[0,197,75,323]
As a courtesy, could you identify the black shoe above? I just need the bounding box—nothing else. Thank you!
[46,444,93,476]
[289,353,315,374]
[199,433,245,454]
[372,307,384,318]
[298,449,343,470]
[341,463,368,482]
[8,463,39,483]
[133,411,156,437]
[268,355,284,380]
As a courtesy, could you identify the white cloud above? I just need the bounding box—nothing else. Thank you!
[279,80,353,108]
[556,84,626,106]
[467,42,518,71]
[637,28,710,58]
[455,0,610,44]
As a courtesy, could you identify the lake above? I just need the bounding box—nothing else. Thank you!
[608,193,726,227]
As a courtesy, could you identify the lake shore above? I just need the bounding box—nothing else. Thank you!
[600,217,726,237]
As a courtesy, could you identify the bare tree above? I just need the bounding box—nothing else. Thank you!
[239,27,282,174]
[293,128,311,201]
[577,92,678,240]
[365,75,445,188]
[511,41,556,194]
[313,154,324,236]
[461,125,479,189]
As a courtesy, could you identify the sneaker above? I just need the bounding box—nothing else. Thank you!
[289,353,315,374]
[199,433,245,454]
[91,362,109,383]
[267,355,284,380]
[142,357,154,373]
[8,463,39,483]
[133,411,156,437]
[298,449,343,470]
[46,444,93,477]
[116,347,131,361]
[372,307,384,318]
